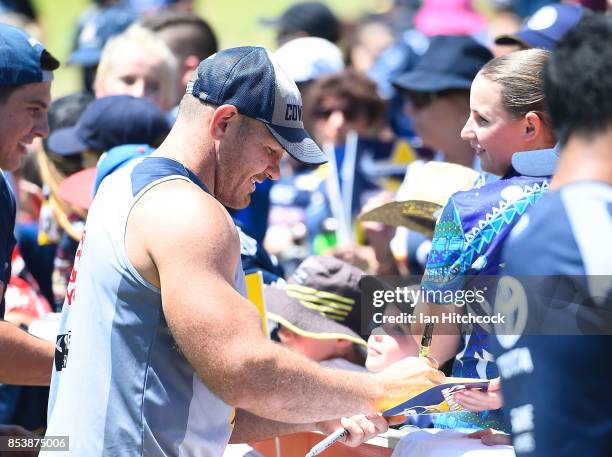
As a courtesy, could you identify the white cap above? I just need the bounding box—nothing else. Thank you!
[275,37,344,84]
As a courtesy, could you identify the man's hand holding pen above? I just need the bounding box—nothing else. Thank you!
[307,324,445,456]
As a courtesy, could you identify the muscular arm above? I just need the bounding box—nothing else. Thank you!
[0,316,54,385]
[230,409,392,446]
[230,409,316,443]
[128,181,443,424]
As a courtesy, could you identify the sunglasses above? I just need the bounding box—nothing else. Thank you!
[403,91,440,110]
[313,106,362,121]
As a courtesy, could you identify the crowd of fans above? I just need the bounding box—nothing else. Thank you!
[1,0,611,456]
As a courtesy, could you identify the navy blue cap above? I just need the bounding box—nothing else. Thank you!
[495,4,583,50]
[187,46,327,165]
[392,35,493,93]
[0,23,59,86]
[69,5,135,66]
[511,144,560,177]
[47,95,170,155]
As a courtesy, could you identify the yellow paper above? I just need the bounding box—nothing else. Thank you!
[245,271,268,336]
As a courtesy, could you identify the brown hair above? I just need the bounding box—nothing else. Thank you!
[479,49,551,122]
[141,10,218,62]
[304,68,387,127]
[0,86,18,104]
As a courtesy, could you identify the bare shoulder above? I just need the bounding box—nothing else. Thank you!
[126,178,240,287]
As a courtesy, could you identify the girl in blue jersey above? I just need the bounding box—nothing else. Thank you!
[420,49,557,433]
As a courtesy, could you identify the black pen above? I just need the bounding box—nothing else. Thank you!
[419,323,434,358]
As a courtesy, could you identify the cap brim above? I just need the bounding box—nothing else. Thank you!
[58,167,96,210]
[511,146,559,177]
[358,200,439,237]
[264,123,327,166]
[47,126,89,155]
[494,34,531,48]
[68,47,101,67]
[392,71,472,93]
[264,285,366,346]
[495,31,555,50]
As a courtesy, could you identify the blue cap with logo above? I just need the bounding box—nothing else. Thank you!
[69,5,135,67]
[47,95,170,155]
[495,4,584,50]
[0,23,60,86]
[186,46,327,165]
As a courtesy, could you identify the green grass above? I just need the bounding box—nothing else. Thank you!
[199,0,381,49]
[30,0,381,98]
[31,0,91,98]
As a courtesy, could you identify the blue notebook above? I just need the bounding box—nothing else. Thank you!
[383,378,490,416]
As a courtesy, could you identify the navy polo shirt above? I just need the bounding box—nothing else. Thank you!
[493,181,612,456]
[0,171,17,318]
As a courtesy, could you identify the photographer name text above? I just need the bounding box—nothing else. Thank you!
[372,312,506,325]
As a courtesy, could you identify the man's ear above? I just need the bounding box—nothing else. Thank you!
[209,104,239,141]
[181,55,201,87]
[523,111,543,142]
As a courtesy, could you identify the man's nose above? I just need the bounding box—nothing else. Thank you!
[34,115,50,138]
[267,157,282,181]
[369,331,384,341]
[267,166,280,181]
[328,109,346,129]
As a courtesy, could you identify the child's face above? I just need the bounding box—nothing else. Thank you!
[278,325,343,362]
[365,305,418,372]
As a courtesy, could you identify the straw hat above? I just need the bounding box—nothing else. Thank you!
[359,162,480,237]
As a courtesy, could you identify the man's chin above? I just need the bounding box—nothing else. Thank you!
[220,194,251,210]
[1,152,22,172]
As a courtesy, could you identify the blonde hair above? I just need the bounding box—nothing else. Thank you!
[94,25,179,109]
[479,49,551,122]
